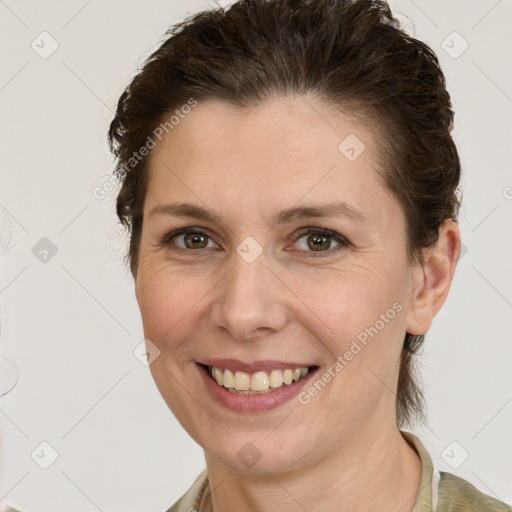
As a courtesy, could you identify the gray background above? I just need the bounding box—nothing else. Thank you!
[1,0,511,510]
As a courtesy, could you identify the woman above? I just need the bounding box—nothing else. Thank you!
[106,0,511,511]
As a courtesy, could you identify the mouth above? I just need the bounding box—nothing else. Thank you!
[197,358,318,394]
[196,360,320,412]
[204,364,316,394]
[195,358,320,412]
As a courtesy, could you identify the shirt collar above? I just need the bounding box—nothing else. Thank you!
[401,430,440,512]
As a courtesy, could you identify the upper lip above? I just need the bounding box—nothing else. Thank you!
[198,359,316,373]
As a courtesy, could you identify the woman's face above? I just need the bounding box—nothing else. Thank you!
[135,96,423,473]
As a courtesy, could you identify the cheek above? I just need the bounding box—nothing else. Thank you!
[299,269,408,417]
[136,269,204,353]
[293,261,406,348]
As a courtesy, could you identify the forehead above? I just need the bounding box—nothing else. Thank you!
[144,96,397,226]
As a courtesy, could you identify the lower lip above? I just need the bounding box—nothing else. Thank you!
[197,363,319,413]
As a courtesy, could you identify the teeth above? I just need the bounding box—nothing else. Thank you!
[251,371,269,391]
[269,370,284,388]
[208,366,311,393]
[234,371,251,391]
[213,367,223,385]
[223,369,234,388]
[283,369,293,385]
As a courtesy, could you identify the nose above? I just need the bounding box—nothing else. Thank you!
[210,248,289,343]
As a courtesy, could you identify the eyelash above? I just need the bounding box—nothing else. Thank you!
[160,226,350,258]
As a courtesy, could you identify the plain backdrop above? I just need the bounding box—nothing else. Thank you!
[0,0,511,510]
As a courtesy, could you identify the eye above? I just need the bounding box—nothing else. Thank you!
[160,227,218,251]
[160,226,350,257]
[291,227,350,257]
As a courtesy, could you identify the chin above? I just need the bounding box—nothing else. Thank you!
[202,430,316,476]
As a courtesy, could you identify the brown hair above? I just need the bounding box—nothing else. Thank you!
[108,0,461,428]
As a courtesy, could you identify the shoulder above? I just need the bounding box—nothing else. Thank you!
[438,471,512,512]
[164,468,209,512]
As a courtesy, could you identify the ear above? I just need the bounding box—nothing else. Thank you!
[406,219,461,335]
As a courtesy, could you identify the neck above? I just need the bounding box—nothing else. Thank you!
[202,425,422,512]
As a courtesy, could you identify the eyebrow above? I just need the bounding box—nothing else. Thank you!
[149,201,370,227]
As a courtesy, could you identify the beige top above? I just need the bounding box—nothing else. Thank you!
[165,431,511,512]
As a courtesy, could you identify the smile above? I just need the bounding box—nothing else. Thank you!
[208,365,311,394]
[197,360,319,412]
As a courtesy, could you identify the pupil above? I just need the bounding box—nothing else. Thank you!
[186,233,206,248]
[310,234,329,251]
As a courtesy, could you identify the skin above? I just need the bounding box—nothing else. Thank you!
[134,95,461,512]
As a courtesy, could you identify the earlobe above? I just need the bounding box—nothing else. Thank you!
[406,219,461,335]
